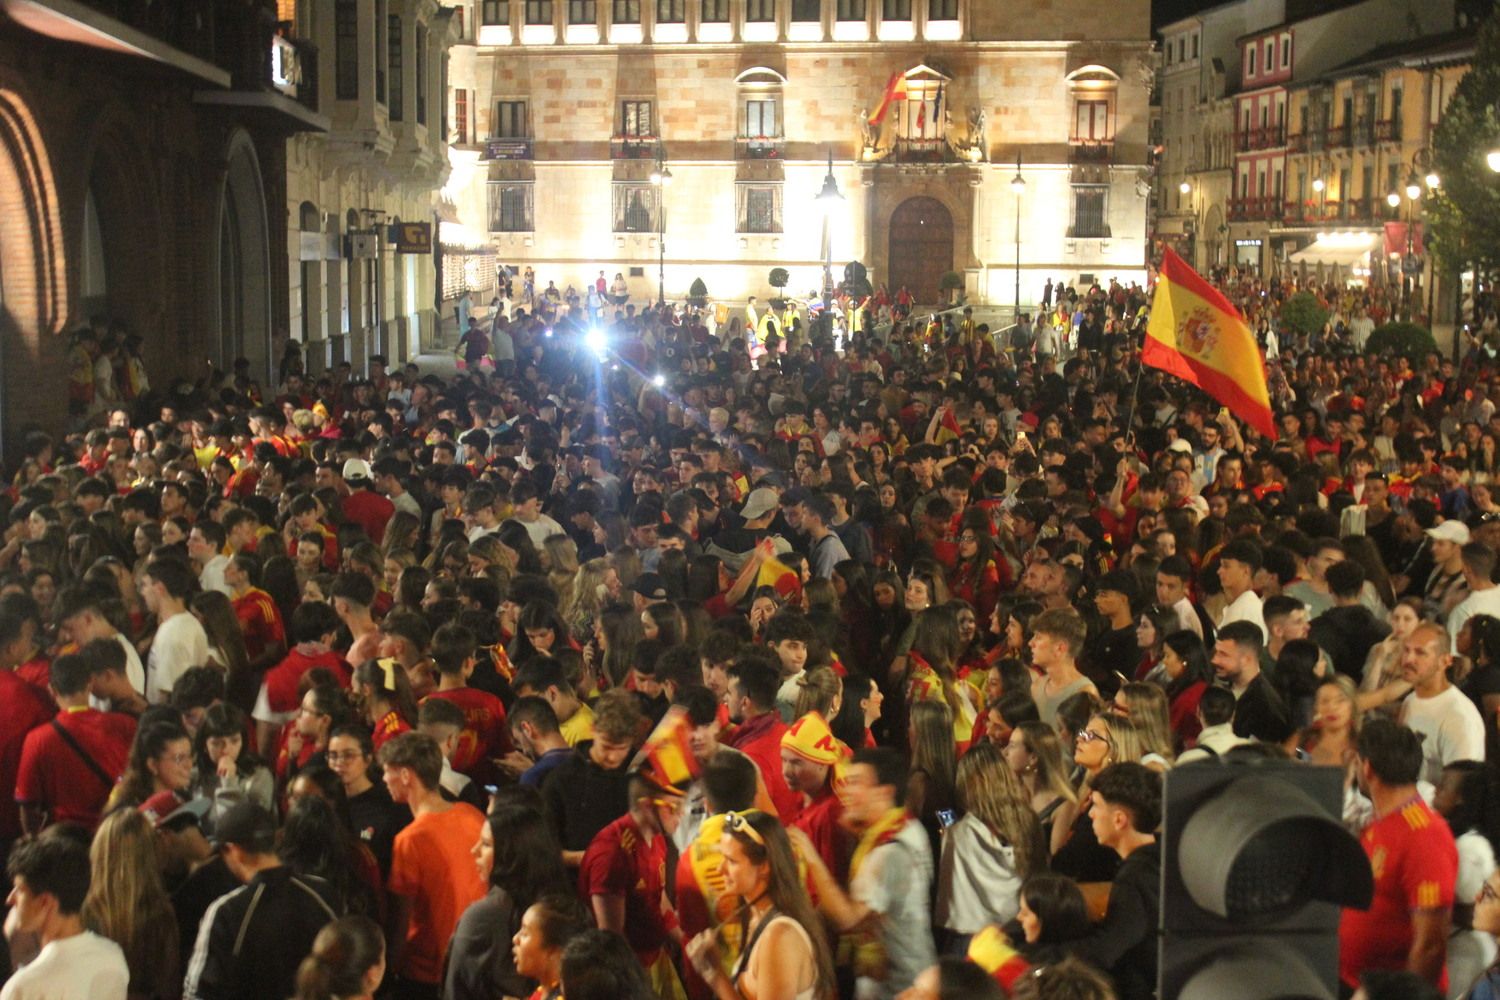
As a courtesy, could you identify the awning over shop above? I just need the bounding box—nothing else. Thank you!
[1288,232,1380,268]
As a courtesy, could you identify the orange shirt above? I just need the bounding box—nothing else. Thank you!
[387,804,488,984]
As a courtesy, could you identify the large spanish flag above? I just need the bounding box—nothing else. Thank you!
[867,73,909,126]
[1143,248,1277,440]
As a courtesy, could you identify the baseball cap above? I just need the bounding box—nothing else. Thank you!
[739,488,780,521]
[1427,521,1471,545]
[1166,439,1194,454]
[630,572,668,602]
[210,802,278,851]
[341,458,373,481]
[139,792,210,832]
[781,712,841,766]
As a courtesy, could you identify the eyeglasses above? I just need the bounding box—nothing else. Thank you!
[161,753,193,766]
[959,534,979,543]
[1076,728,1113,746]
[724,810,766,848]
[326,751,366,764]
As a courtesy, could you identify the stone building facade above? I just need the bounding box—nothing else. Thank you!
[444,0,1152,312]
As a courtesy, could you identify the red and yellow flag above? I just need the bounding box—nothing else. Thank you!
[1143,248,1277,440]
[757,553,802,598]
[867,73,909,126]
[935,408,963,444]
[633,705,700,790]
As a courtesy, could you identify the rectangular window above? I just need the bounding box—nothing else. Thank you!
[746,0,774,20]
[929,0,956,18]
[454,88,469,143]
[738,185,783,233]
[702,0,729,20]
[1263,40,1271,70]
[415,25,426,124]
[569,0,597,21]
[613,0,640,21]
[838,0,865,17]
[1247,46,1256,77]
[526,0,553,23]
[375,1,387,103]
[482,0,511,24]
[882,0,911,17]
[613,184,658,232]
[494,100,528,137]
[454,5,466,37]
[621,100,653,136]
[489,184,534,232]
[335,0,359,100]
[1073,99,1112,142]
[1071,187,1108,238]
[792,0,820,20]
[745,99,778,136]
[1192,34,1198,57]
[657,0,685,21]
[1281,37,1289,67]
[387,16,403,120]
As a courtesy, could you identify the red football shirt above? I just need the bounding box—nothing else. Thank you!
[15,707,135,829]
[424,687,511,781]
[579,814,672,966]
[1339,797,1458,991]
[264,648,351,714]
[233,587,285,663]
[0,673,56,838]
[372,709,413,753]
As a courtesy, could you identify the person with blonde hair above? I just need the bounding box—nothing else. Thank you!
[1002,721,1079,841]
[567,557,620,645]
[791,666,842,721]
[543,534,580,618]
[1300,674,1362,767]
[908,700,959,857]
[1112,683,1175,771]
[936,741,1047,950]
[83,808,179,1000]
[1051,712,1147,881]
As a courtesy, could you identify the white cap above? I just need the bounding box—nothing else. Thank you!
[341,458,373,481]
[1426,520,1471,545]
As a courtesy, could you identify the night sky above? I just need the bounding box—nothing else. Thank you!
[1152,0,1224,31]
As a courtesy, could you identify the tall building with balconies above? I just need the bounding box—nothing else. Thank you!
[443,0,1152,312]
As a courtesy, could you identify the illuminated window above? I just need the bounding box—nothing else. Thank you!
[746,0,774,20]
[489,184,534,231]
[482,0,511,23]
[454,88,469,143]
[613,0,640,21]
[1070,187,1109,238]
[658,0,685,21]
[526,0,553,23]
[745,98,778,137]
[494,100,528,137]
[738,185,783,233]
[621,100,653,136]
[569,0,597,21]
[1074,100,1112,142]
[702,0,729,20]
[613,184,659,232]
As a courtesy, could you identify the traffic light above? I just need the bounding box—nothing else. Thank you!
[1160,758,1374,1000]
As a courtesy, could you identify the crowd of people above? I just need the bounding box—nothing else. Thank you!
[5,265,1500,1000]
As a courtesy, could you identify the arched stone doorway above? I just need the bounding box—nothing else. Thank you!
[0,87,67,447]
[216,132,272,380]
[887,197,953,305]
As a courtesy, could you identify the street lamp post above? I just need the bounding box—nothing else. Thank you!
[650,142,672,309]
[1010,154,1025,321]
[816,147,843,338]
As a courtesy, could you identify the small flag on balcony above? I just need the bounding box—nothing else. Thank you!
[933,83,944,128]
[916,97,926,132]
[1143,249,1277,440]
[868,73,909,126]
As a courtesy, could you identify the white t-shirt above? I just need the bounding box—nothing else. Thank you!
[1447,586,1500,653]
[851,819,936,1000]
[0,931,128,1000]
[147,611,210,704]
[1219,589,1266,641]
[516,514,564,550]
[199,554,232,597]
[1402,684,1486,786]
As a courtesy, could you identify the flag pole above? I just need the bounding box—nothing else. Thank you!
[1122,334,1148,444]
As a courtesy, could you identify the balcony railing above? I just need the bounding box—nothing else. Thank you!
[1286,132,1307,153]
[894,136,950,163]
[736,136,784,160]
[1352,121,1375,148]
[1375,119,1402,142]
[1070,139,1114,163]
[480,137,533,160]
[611,136,658,159]
[1228,196,1284,221]
[1234,125,1285,152]
[1325,123,1350,148]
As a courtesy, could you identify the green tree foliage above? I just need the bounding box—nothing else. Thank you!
[1277,291,1329,338]
[769,268,790,289]
[1367,322,1438,360]
[1428,13,1500,273]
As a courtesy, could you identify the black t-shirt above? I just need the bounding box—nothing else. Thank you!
[347,782,411,879]
[542,744,633,852]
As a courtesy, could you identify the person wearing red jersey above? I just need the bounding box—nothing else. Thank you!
[284,494,339,571]
[339,459,395,545]
[782,711,853,882]
[16,652,135,835]
[1340,717,1459,993]
[1,593,60,701]
[225,552,287,675]
[380,732,487,999]
[254,601,349,754]
[0,604,55,859]
[356,657,417,754]
[579,771,686,1000]
[721,652,800,822]
[424,623,509,784]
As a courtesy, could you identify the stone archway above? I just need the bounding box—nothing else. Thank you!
[887,196,954,305]
[0,87,68,446]
[215,131,272,380]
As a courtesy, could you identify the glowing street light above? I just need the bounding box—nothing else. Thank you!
[1386,192,1401,209]
[816,147,844,334]
[1488,149,1500,173]
[1311,177,1325,192]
